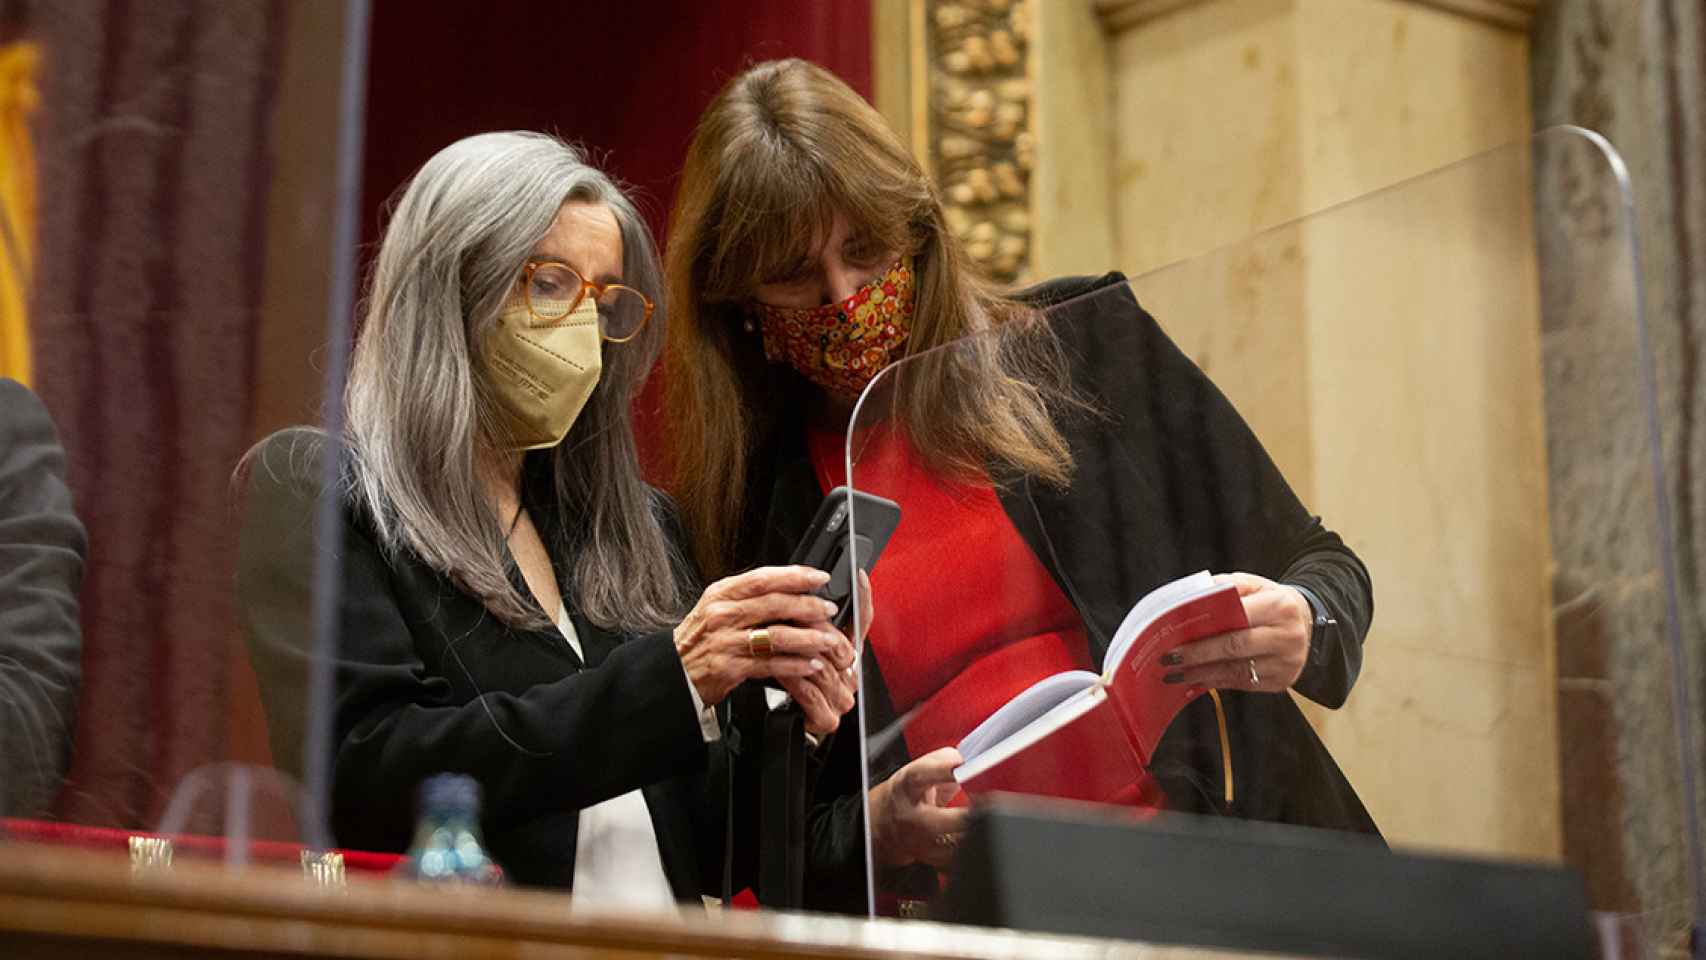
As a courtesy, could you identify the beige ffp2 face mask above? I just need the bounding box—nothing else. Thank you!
[481,296,603,450]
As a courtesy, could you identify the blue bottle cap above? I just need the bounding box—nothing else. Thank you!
[418,773,481,816]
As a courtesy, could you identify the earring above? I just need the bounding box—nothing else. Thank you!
[743,315,757,334]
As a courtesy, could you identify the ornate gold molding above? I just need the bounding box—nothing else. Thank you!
[923,0,1035,283]
[1094,0,1539,32]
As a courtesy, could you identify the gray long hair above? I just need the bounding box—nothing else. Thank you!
[346,131,688,632]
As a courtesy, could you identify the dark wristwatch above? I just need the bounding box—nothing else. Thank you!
[1288,583,1337,666]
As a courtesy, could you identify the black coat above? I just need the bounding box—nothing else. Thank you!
[735,274,1381,913]
[0,379,85,817]
[236,429,768,899]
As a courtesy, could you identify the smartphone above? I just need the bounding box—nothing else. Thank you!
[789,486,902,632]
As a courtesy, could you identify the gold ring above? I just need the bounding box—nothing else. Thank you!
[934,833,959,850]
[1247,658,1260,685]
[748,627,773,658]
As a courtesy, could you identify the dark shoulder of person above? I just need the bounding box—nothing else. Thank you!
[0,377,87,817]
[1010,272,1131,312]
[0,375,87,578]
[238,426,388,544]
[241,427,338,500]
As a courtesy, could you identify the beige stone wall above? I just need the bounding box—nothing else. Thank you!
[877,0,1576,864]
[1107,0,1533,276]
[1107,0,1556,861]
[1125,147,1559,860]
[879,0,1706,926]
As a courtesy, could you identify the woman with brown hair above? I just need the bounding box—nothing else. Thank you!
[664,60,1378,913]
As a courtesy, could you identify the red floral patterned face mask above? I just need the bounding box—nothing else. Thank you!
[754,259,917,398]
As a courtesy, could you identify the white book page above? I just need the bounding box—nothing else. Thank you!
[956,670,1101,762]
[1101,570,1220,673]
[954,684,1107,784]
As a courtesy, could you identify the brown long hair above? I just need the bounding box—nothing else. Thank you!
[664,59,1076,578]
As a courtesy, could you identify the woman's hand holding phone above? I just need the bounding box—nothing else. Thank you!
[674,565,856,708]
[777,569,872,735]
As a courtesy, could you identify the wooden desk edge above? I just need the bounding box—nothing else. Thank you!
[0,842,1289,960]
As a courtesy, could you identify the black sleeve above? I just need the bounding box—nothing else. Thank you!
[236,433,711,852]
[1137,296,1373,707]
[1279,534,1371,708]
[0,379,85,817]
[328,540,709,843]
[801,732,939,914]
[802,733,871,913]
[1056,286,1374,708]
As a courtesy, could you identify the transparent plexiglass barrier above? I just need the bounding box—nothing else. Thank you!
[846,127,1700,956]
[0,1,370,879]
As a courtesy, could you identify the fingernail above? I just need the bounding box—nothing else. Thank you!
[809,659,824,672]
[808,568,832,582]
[1187,684,1205,697]
[1160,652,1182,667]
[1162,672,1185,685]
[823,600,838,617]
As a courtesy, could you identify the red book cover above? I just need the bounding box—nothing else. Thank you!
[956,687,1146,803]
[952,573,1248,805]
[1104,586,1249,764]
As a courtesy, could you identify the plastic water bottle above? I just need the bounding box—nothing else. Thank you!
[399,774,502,885]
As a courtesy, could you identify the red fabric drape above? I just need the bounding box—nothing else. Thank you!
[30,0,287,831]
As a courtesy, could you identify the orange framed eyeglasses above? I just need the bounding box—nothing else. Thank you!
[520,259,653,344]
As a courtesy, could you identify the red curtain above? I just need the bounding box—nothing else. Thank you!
[30,0,288,829]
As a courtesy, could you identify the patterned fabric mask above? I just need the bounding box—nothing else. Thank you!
[755,259,916,398]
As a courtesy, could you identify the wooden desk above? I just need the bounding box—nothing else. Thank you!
[0,843,1295,959]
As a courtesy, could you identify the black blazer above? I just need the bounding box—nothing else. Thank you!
[733,275,1381,912]
[0,378,85,817]
[236,429,767,898]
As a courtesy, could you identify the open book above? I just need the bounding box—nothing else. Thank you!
[953,571,1247,804]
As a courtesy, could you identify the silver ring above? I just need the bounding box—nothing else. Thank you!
[1247,658,1260,685]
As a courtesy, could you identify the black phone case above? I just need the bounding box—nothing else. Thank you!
[787,486,902,630]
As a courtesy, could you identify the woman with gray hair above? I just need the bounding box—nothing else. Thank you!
[237,131,856,904]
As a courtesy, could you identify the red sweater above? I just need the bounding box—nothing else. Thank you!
[808,427,1094,760]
